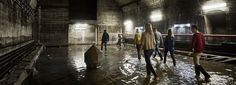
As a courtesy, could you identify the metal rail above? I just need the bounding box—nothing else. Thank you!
[0,41,36,79]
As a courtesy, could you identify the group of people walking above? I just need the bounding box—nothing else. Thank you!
[134,23,210,81]
[100,23,211,82]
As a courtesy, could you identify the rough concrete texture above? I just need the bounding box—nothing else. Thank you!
[97,0,123,44]
[121,0,203,34]
[84,45,102,69]
[0,0,33,48]
[39,0,69,46]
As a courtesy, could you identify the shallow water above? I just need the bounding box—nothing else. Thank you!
[33,45,236,85]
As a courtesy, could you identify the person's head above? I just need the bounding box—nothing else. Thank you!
[153,28,157,32]
[191,25,199,33]
[145,23,153,34]
[104,30,107,32]
[136,29,139,33]
[167,29,173,37]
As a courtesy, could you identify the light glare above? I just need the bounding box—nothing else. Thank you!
[74,23,89,30]
[150,10,163,22]
[202,2,227,13]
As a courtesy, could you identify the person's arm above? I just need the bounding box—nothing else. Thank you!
[107,33,109,41]
[160,34,164,47]
[153,34,156,46]
[173,37,175,49]
[134,34,137,44]
[191,34,197,52]
[189,34,197,56]
[102,33,104,41]
[164,36,167,49]
[141,33,145,49]
[154,32,157,41]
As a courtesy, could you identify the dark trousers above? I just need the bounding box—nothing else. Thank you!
[144,49,157,76]
[136,44,141,59]
[193,53,210,78]
[117,39,122,46]
[195,65,210,78]
[101,42,107,51]
[164,49,176,66]
[154,44,163,60]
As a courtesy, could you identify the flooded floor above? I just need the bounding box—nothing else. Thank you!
[34,45,236,85]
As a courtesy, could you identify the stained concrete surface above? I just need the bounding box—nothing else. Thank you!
[34,45,236,85]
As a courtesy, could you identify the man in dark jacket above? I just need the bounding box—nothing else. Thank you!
[190,25,210,82]
[101,30,109,51]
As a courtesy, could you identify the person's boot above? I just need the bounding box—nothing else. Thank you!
[138,56,141,60]
[195,65,200,80]
[159,53,163,61]
[173,61,176,67]
[198,65,211,82]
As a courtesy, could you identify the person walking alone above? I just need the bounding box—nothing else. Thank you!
[101,30,109,51]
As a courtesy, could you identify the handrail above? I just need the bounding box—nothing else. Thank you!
[0,40,34,57]
[123,34,236,38]
[0,41,36,79]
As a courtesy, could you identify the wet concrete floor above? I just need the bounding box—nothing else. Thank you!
[34,45,236,85]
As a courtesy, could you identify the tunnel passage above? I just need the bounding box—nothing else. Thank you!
[0,0,236,85]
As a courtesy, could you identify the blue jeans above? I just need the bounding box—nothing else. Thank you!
[154,44,163,60]
[144,49,157,76]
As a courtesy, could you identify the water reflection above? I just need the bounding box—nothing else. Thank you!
[68,46,87,72]
[35,45,236,85]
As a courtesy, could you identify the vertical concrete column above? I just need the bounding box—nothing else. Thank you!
[204,15,212,34]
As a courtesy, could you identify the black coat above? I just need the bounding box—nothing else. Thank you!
[102,32,109,42]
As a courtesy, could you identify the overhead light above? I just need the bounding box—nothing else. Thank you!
[150,10,163,22]
[124,20,133,34]
[74,23,89,30]
[124,20,132,26]
[174,23,191,28]
[202,2,227,13]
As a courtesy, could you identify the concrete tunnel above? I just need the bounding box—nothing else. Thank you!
[0,0,236,85]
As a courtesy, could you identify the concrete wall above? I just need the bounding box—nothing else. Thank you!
[121,0,236,35]
[122,0,204,35]
[39,0,69,46]
[228,0,236,35]
[0,0,33,48]
[69,23,96,44]
[97,0,123,44]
